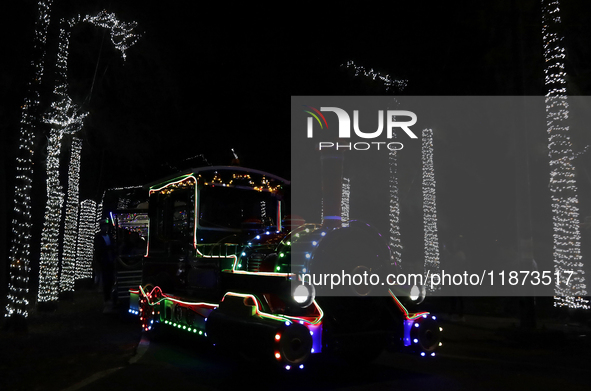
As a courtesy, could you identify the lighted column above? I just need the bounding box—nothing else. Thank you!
[542,0,588,309]
[422,129,440,290]
[5,0,54,321]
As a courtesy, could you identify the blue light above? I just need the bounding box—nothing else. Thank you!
[413,338,418,343]
[414,323,419,328]
[299,364,304,369]
[421,352,426,357]
[431,352,435,357]
[321,232,326,236]
[432,315,437,320]
[285,365,291,370]
[255,235,260,240]
[285,320,292,326]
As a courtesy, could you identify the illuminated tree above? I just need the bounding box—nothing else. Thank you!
[422,129,440,290]
[542,0,588,309]
[5,0,54,324]
[341,60,410,268]
[38,11,140,302]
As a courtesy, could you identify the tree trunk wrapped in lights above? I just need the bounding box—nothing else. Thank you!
[5,0,54,322]
[422,129,440,290]
[37,11,140,301]
[60,137,83,293]
[75,199,97,280]
[38,101,86,303]
[542,0,589,309]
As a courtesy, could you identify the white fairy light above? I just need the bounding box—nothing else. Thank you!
[422,129,440,290]
[388,149,403,267]
[60,137,82,292]
[341,60,408,92]
[37,129,66,303]
[36,11,140,302]
[542,0,588,309]
[75,200,97,280]
[70,10,141,61]
[341,177,350,228]
[5,0,54,319]
[341,62,407,267]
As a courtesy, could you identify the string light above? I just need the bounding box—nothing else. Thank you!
[341,177,350,227]
[389,148,403,268]
[70,11,141,61]
[60,137,82,292]
[36,11,140,302]
[37,17,86,302]
[37,129,66,303]
[542,0,588,309]
[75,200,97,280]
[341,61,407,268]
[5,0,54,318]
[421,129,440,290]
[341,60,408,92]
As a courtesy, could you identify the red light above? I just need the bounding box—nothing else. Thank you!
[275,333,281,341]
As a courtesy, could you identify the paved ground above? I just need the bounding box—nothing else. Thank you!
[1,290,590,390]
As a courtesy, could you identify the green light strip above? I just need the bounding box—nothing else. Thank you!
[388,289,429,320]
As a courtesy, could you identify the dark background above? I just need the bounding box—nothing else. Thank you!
[2,1,591,302]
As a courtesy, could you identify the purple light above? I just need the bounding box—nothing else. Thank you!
[285,365,291,370]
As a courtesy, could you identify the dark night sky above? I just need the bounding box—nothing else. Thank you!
[3,1,591,289]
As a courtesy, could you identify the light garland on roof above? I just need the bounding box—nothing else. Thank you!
[5,0,54,320]
[421,129,440,290]
[542,0,588,309]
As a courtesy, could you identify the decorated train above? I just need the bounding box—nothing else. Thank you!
[128,165,441,369]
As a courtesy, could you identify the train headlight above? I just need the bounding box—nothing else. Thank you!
[409,285,426,304]
[292,283,315,308]
[410,285,420,301]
